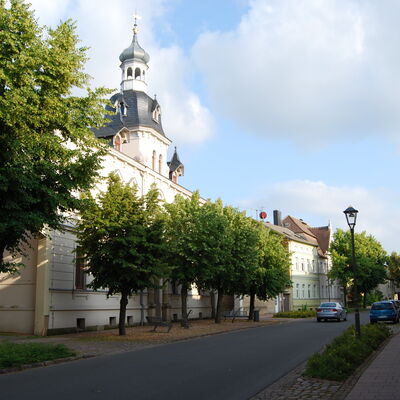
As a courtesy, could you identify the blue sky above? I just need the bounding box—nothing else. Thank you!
[28,0,400,252]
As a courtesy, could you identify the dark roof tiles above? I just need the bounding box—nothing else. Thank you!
[93,90,165,138]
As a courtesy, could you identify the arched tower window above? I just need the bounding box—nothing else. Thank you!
[158,154,162,174]
[142,71,145,81]
[120,102,125,116]
[135,68,141,79]
[152,150,156,170]
[127,67,133,78]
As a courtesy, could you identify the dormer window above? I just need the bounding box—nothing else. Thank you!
[119,102,127,116]
[152,105,161,123]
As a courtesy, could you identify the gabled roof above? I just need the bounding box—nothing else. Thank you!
[92,90,165,138]
[264,222,318,247]
[282,215,331,255]
[310,226,331,254]
[282,216,318,244]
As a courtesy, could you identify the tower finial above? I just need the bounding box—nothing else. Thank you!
[133,12,141,35]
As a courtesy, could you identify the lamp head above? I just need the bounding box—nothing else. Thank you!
[344,206,358,229]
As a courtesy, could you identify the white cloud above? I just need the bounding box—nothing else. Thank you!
[239,180,400,253]
[28,0,214,144]
[192,0,400,145]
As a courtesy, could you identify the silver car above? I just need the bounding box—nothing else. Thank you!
[316,302,347,322]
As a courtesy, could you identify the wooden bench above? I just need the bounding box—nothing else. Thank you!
[223,308,250,323]
[146,316,173,332]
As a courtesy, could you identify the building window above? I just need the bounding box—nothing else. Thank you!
[308,284,311,298]
[295,257,299,270]
[302,284,305,298]
[313,284,316,298]
[152,150,156,170]
[114,136,121,151]
[75,252,86,290]
[307,259,311,272]
[171,280,178,295]
[296,283,299,299]
[158,154,162,174]
[153,105,161,123]
[135,67,141,79]
[301,259,305,271]
[312,260,315,272]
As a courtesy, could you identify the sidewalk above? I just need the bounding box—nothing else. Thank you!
[345,328,400,400]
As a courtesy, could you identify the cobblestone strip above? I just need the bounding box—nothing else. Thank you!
[251,362,341,400]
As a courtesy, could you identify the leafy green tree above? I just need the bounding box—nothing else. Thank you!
[245,223,292,320]
[387,252,400,296]
[76,174,167,335]
[329,229,387,307]
[0,0,110,272]
[197,201,259,323]
[164,191,203,328]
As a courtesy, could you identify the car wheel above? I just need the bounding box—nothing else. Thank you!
[344,317,347,321]
[317,318,321,322]
[337,318,341,322]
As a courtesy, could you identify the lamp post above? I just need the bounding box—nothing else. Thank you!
[344,206,361,338]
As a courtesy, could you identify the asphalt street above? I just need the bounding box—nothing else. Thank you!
[0,312,370,400]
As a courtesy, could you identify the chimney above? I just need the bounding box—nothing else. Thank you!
[273,210,282,226]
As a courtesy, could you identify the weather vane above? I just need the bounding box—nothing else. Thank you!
[133,12,142,35]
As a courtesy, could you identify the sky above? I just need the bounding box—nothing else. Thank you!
[27,0,400,253]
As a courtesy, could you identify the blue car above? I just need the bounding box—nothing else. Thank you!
[370,301,399,324]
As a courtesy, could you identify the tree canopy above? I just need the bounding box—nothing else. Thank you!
[76,174,167,335]
[164,191,204,327]
[0,0,110,272]
[329,229,387,304]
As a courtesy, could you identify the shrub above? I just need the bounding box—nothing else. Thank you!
[274,310,315,318]
[304,324,391,381]
[0,342,76,369]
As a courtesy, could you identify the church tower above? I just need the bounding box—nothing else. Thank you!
[93,19,186,182]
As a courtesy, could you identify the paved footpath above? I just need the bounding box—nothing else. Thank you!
[345,329,400,400]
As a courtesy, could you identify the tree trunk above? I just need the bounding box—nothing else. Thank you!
[248,291,255,321]
[181,284,189,328]
[210,290,216,319]
[215,288,224,323]
[119,290,129,336]
[343,284,348,307]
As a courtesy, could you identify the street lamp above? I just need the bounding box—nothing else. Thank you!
[344,206,360,338]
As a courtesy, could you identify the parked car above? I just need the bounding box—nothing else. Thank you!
[316,302,347,322]
[370,301,399,324]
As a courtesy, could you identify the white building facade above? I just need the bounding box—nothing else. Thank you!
[0,24,210,335]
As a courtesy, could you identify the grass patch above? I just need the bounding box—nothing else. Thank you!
[0,342,76,369]
[304,324,391,381]
[273,310,315,318]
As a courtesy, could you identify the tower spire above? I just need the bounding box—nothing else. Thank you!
[119,13,149,92]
